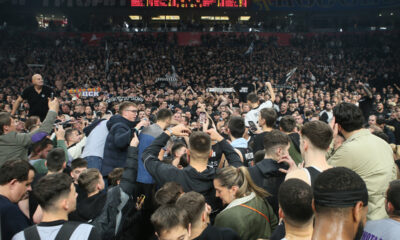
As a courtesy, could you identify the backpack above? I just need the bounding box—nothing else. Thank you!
[23,221,81,240]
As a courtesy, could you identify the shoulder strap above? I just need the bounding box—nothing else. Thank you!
[306,167,322,187]
[217,155,226,169]
[24,225,41,240]
[240,204,270,223]
[54,222,82,240]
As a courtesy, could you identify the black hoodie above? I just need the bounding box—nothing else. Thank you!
[142,132,242,214]
[247,158,288,217]
[69,191,107,222]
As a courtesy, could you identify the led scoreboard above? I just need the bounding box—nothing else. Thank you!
[131,0,247,8]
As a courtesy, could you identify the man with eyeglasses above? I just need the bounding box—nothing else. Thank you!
[102,101,148,179]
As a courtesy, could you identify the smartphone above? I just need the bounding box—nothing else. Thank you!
[50,92,54,100]
[248,121,258,132]
[138,194,146,205]
[199,112,206,124]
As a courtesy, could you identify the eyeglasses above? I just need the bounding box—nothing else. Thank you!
[125,109,138,113]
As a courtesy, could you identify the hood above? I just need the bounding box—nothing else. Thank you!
[106,114,136,130]
[76,191,107,221]
[83,119,107,137]
[256,158,287,177]
[231,138,248,149]
[183,166,216,192]
[182,166,223,212]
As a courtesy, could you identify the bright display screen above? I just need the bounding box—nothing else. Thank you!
[131,0,247,7]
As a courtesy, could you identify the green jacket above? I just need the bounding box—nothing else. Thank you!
[288,139,302,165]
[214,193,278,240]
[33,140,69,174]
[0,111,57,166]
[328,129,397,220]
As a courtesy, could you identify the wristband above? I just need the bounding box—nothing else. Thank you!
[167,128,173,135]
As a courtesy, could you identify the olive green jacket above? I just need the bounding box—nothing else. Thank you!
[328,129,397,220]
[0,111,57,166]
[214,192,278,240]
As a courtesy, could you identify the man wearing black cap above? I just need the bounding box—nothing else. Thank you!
[312,167,369,240]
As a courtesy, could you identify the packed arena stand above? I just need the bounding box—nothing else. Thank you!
[0,26,399,240]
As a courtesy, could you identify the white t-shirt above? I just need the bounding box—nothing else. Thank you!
[319,110,333,123]
[245,101,273,127]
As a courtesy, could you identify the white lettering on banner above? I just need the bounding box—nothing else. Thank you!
[240,87,248,93]
[155,77,178,83]
[207,88,235,93]
[105,96,144,103]
[82,92,100,97]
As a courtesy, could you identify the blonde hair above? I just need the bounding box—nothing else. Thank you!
[215,166,270,198]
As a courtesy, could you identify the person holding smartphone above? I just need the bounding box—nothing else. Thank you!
[11,74,55,122]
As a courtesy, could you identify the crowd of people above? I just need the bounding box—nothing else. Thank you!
[0,29,400,240]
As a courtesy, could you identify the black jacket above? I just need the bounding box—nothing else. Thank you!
[69,191,107,222]
[193,225,241,240]
[91,147,140,239]
[247,158,288,216]
[142,132,242,212]
[102,115,136,176]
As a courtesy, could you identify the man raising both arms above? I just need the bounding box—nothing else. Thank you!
[244,82,275,129]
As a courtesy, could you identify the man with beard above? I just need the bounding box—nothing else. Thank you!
[319,102,334,123]
[312,167,369,240]
[373,102,388,119]
[0,160,35,240]
[329,102,397,220]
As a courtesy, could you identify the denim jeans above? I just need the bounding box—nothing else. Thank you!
[84,156,103,171]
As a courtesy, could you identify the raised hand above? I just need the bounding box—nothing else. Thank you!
[277,154,297,174]
[130,132,139,147]
[205,128,224,142]
[168,124,191,137]
[48,97,59,113]
[55,125,65,140]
